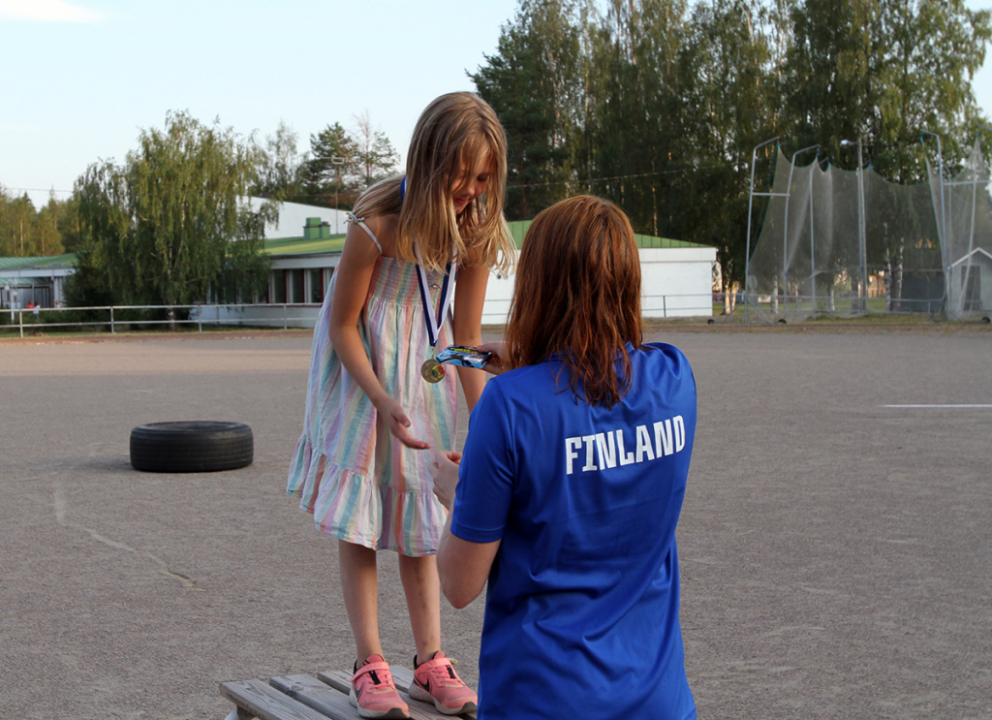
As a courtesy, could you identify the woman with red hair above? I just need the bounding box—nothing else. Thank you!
[432,195,697,719]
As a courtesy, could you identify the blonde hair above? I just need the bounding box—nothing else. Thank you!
[352,92,514,275]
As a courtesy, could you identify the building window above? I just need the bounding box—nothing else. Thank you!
[308,268,324,304]
[271,271,286,303]
[289,269,304,304]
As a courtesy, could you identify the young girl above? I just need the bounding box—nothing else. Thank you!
[286,92,514,719]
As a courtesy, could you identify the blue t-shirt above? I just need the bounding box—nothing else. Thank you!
[451,342,697,720]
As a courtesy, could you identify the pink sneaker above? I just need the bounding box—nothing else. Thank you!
[409,651,478,715]
[349,655,410,719]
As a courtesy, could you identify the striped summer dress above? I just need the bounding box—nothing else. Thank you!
[286,218,457,557]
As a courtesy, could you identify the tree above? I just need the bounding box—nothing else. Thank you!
[353,111,400,187]
[304,122,361,208]
[472,0,582,220]
[0,190,38,256]
[57,195,85,254]
[71,111,273,321]
[34,195,66,256]
[681,0,779,299]
[254,120,308,202]
[472,0,989,299]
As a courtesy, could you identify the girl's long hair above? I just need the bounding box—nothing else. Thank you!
[352,92,514,275]
[505,196,643,408]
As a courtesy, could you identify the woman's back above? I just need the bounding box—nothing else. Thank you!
[452,342,697,720]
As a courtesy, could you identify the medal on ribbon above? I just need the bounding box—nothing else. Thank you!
[421,354,446,383]
[416,245,456,384]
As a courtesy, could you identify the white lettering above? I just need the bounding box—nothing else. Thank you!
[565,437,582,475]
[565,416,685,475]
[654,419,674,457]
[595,432,617,469]
[635,424,655,463]
[582,435,598,471]
[616,429,636,465]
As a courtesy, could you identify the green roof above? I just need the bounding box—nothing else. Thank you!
[263,221,707,257]
[505,220,707,249]
[0,253,78,270]
[263,233,347,256]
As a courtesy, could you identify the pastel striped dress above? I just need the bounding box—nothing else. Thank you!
[286,218,457,556]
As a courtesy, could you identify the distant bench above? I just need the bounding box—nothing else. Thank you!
[220,665,475,720]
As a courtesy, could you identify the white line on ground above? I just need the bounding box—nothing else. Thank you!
[882,404,992,408]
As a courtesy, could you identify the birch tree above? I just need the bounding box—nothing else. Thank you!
[71,112,272,318]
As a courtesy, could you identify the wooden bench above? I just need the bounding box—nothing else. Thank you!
[220,665,476,720]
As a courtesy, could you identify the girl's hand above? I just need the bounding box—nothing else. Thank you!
[478,341,508,375]
[430,450,463,511]
[378,396,430,450]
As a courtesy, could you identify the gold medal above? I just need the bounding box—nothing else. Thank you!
[421,358,445,383]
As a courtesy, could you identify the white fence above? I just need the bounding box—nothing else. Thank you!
[3,303,322,338]
[4,294,717,338]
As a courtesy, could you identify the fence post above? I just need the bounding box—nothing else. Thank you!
[18,310,23,338]
[198,307,202,333]
[110,306,115,334]
[283,303,288,330]
[663,296,667,318]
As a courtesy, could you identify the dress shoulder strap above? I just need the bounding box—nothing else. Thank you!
[346,212,382,254]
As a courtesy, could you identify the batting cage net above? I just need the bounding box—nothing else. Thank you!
[746,139,992,322]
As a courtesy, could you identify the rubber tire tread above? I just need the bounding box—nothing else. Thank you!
[130,421,253,473]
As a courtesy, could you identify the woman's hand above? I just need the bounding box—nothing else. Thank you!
[479,340,508,375]
[377,396,430,450]
[431,450,463,511]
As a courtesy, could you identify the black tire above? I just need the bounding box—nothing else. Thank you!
[130,421,253,473]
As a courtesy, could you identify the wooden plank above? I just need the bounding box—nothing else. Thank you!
[316,669,475,719]
[317,666,412,694]
[219,679,335,720]
[316,669,351,696]
[269,675,357,720]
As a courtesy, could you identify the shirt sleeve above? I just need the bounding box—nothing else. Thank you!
[449,379,514,543]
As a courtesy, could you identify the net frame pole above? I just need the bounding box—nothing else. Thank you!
[920,131,949,318]
[783,145,820,317]
[744,136,780,323]
[809,164,816,312]
[841,139,868,314]
[858,141,868,314]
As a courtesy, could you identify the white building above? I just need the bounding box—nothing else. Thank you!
[246,211,716,328]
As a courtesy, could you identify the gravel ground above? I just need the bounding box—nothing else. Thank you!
[0,324,989,719]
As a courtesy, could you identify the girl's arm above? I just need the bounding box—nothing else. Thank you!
[329,218,429,450]
[452,259,490,413]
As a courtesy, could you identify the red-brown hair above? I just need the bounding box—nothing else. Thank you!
[505,196,643,408]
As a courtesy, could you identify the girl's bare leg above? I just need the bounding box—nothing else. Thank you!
[339,540,382,662]
[398,553,441,663]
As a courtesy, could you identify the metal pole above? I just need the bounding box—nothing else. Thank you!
[783,145,820,315]
[110,306,115,334]
[858,139,868,313]
[809,167,816,312]
[920,131,949,317]
[841,138,869,314]
[745,137,780,323]
[18,309,23,338]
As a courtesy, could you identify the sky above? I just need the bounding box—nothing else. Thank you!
[1,0,991,211]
